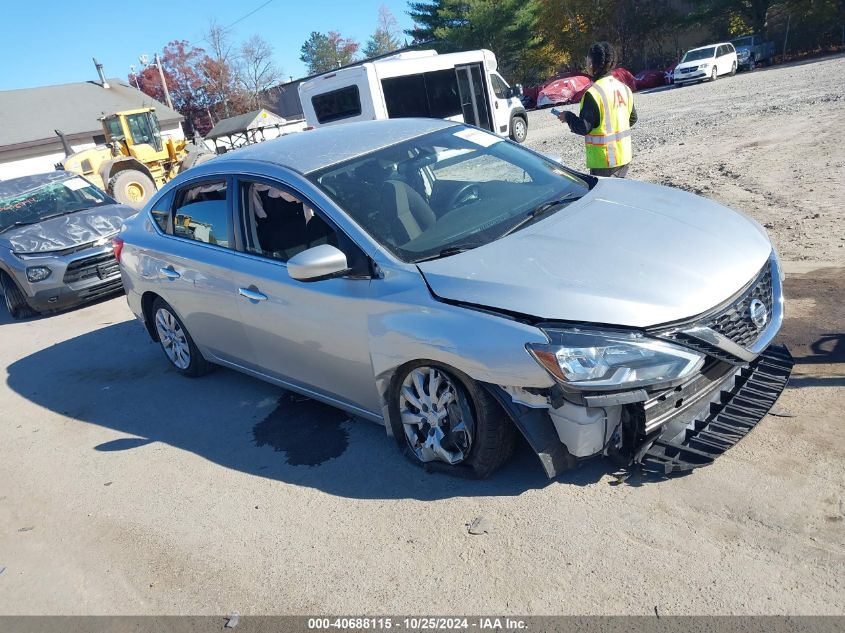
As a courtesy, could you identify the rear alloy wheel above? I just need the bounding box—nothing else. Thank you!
[0,271,37,320]
[711,67,718,81]
[510,116,528,143]
[389,362,515,478]
[151,298,211,377]
[108,169,156,209]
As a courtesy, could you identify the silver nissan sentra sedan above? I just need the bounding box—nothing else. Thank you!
[117,118,793,478]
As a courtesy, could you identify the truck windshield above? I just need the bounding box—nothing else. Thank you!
[0,176,114,233]
[681,47,716,62]
[308,126,591,263]
[732,37,753,47]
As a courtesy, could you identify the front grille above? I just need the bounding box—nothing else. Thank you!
[63,253,119,284]
[703,262,773,348]
[680,67,696,73]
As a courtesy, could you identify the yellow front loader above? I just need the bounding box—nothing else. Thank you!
[56,108,214,208]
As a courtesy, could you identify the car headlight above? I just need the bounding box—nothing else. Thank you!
[526,329,704,391]
[26,266,52,282]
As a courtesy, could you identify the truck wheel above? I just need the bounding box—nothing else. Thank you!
[108,170,156,208]
[509,116,528,143]
[388,361,516,479]
[1,271,37,320]
[766,55,773,66]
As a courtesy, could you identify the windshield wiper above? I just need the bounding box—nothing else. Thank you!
[498,193,581,238]
[413,244,478,263]
[0,220,39,234]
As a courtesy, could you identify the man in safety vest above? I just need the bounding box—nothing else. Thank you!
[558,42,638,177]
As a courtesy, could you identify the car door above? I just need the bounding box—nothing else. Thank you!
[228,175,382,415]
[718,45,730,74]
[145,177,249,365]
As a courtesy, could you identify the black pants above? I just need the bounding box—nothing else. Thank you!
[590,163,630,178]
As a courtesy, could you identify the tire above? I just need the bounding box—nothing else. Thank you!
[766,55,773,66]
[151,297,212,377]
[711,67,718,81]
[1,271,37,320]
[178,150,215,174]
[108,170,156,209]
[509,116,528,143]
[730,61,737,76]
[387,361,516,479]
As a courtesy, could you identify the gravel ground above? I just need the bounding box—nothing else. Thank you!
[0,55,843,618]
[526,54,845,266]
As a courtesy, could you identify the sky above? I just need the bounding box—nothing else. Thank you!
[0,0,417,91]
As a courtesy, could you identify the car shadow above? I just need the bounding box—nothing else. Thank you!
[0,290,124,326]
[6,320,621,500]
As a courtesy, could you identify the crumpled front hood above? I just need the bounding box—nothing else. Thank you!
[417,178,773,328]
[0,204,136,254]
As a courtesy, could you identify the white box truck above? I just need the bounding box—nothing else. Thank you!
[298,49,529,143]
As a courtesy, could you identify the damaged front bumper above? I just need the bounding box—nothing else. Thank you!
[487,343,793,479]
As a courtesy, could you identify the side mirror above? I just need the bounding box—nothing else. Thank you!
[287,244,350,282]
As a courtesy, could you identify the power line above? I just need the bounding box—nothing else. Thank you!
[197,0,277,44]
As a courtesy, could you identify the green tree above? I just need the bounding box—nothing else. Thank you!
[406,0,542,76]
[363,5,403,58]
[299,31,360,75]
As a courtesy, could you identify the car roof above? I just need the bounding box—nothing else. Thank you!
[0,170,76,198]
[212,118,458,174]
[687,43,732,52]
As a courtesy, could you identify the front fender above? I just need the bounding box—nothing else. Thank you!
[367,268,554,407]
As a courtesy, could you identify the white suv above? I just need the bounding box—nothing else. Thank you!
[673,43,737,85]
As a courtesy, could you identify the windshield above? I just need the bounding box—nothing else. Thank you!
[732,37,753,47]
[308,126,590,262]
[681,47,716,63]
[0,176,114,232]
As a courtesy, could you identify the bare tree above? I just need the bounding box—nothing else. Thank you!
[202,20,243,118]
[239,35,283,110]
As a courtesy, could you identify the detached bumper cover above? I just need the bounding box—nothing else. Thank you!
[638,344,793,474]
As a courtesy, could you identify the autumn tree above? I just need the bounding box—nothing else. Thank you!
[300,31,360,74]
[363,5,402,57]
[239,35,283,109]
[131,40,213,135]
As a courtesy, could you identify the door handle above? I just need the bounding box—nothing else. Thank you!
[160,266,180,280]
[238,287,268,302]
[495,101,499,109]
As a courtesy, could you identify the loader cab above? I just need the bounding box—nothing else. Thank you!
[101,109,165,156]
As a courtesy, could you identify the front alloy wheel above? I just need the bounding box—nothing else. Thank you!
[711,67,718,81]
[399,367,474,465]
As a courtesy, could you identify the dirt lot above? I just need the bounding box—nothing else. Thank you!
[0,56,843,617]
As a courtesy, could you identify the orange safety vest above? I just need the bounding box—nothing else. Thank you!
[581,75,634,169]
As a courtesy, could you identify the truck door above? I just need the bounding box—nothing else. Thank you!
[489,72,516,136]
[455,64,493,132]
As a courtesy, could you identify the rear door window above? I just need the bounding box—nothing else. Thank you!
[311,86,362,124]
[172,180,232,248]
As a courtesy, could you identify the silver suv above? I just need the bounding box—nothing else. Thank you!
[0,171,136,319]
[118,119,793,478]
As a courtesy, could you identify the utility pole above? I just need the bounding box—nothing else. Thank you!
[154,53,174,110]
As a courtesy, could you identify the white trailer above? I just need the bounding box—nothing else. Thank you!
[298,49,529,143]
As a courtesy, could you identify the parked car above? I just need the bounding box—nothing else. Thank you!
[536,73,592,107]
[634,69,669,90]
[731,34,775,70]
[0,171,136,319]
[674,43,738,85]
[118,119,793,479]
